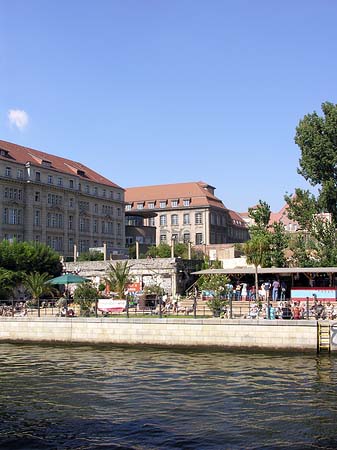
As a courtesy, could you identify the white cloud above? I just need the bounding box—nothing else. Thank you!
[8,109,29,130]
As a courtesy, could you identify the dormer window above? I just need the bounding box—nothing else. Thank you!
[0,149,9,157]
[171,200,178,207]
[77,169,85,177]
[159,201,166,208]
[183,199,190,206]
[42,159,52,168]
[137,202,144,210]
[148,202,155,209]
[125,204,132,211]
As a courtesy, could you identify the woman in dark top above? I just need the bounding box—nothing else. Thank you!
[282,302,292,320]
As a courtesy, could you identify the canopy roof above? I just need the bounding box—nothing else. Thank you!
[192,267,337,275]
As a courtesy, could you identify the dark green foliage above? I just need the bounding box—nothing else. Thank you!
[295,101,337,221]
[73,283,99,315]
[0,241,62,275]
[248,200,271,229]
[77,250,104,261]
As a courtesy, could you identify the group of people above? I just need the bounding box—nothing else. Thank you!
[248,298,337,320]
[228,279,287,302]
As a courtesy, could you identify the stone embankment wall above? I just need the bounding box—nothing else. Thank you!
[0,318,323,352]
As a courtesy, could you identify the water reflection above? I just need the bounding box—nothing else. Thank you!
[1,344,337,449]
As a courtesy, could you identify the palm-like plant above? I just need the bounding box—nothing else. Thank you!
[23,272,57,317]
[105,261,133,299]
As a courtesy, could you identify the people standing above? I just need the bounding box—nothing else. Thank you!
[280,281,287,300]
[272,279,280,301]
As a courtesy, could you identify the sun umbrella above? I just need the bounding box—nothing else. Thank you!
[48,273,90,285]
[48,273,90,302]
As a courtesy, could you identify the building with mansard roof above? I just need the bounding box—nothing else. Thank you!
[125,181,249,248]
[0,139,125,258]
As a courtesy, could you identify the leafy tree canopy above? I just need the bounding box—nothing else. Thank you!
[0,241,62,276]
[295,101,337,221]
[77,250,104,261]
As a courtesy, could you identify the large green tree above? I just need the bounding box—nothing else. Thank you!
[295,101,337,222]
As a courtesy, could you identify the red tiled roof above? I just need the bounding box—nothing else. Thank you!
[228,210,248,228]
[0,139,122,189]
[125,181,227,209]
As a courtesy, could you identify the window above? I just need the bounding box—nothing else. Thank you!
[172,233,178,241]
[68,238,74,252]
[3,208,22,225]
[47,175,53,184]
[68,215,73,230]
[160,234,167,243]
[125,204,131,211]
[183,213,190,225]
[35,192,40,202]
[148,202,155,209]
[195,212,202,225]
[94,187,98,196]
[117,207,121,216]
[183,233,190,243]
[69,179,74,189]
[17,169,23,179]
[93,219,98,233]
[94,203,98,213]
[159,201,166,208]
[160,215,167,226]
[171,200,178,207]
[47,212,63,228]
[85,184,90,193]
[117,222,121,235]
[195,233,203,245]
[171,214,178,225]
[137,203,144,210]
[35,171,41,182]
[57,177,63,186]
[4,188,23,200]
[34,210,40,226]
[149,217,155,227]
[5,167,11,177]
[183,199,190,206]
[69,197,74,208]
[102,189,106,197]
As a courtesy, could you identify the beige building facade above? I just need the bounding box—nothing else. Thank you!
[125,181,249,247]
[0,140,125,258]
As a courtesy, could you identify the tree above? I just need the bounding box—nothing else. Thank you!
[243,232,270,301]
[73,283,99,316]
[248,200,271,230]
[295,101,337,222]
[105,261,133,299]
[77,250,104,261]
[23,272,57,317]
[196,273,229,317]
[0,240,62,276]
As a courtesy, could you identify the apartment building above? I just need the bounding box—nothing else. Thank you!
[0,140,125,258]
[125,181,249,246]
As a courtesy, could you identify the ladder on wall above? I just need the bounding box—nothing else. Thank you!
[318,322,331,353]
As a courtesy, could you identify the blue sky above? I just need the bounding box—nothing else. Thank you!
[1,0,336,212]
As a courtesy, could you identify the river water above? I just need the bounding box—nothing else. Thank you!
[1,344,337,450]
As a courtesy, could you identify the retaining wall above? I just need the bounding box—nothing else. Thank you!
[0,318,326,352]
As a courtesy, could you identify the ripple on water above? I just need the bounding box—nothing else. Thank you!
[1,344,337,449]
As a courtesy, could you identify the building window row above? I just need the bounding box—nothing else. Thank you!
[4,187,23,201]
[3,208,23,225]
[159,232,202,245]
[48,193,63,205]
[47,213,64,229]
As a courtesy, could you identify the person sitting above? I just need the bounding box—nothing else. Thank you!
[282,302,292,320]
[292,302,301,320]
